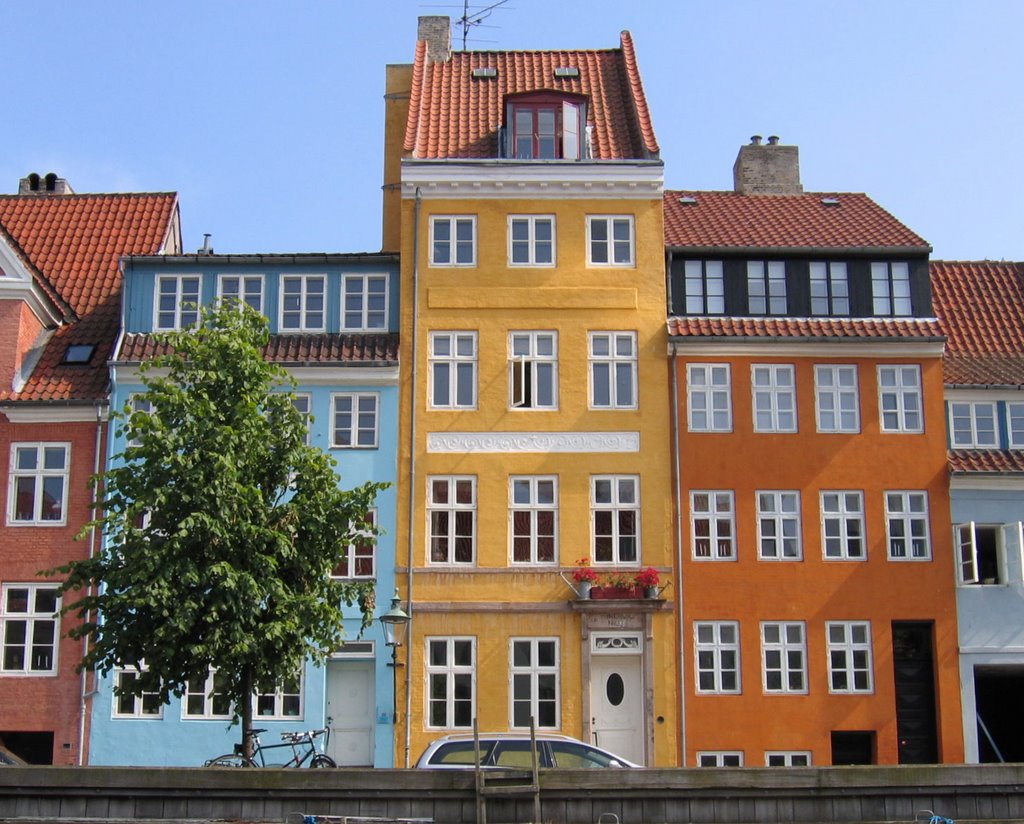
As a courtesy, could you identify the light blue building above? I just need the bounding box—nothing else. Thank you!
[87,251,401,767]
[933,260,1024,765]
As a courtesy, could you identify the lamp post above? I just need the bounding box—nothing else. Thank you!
[378,589,410,724]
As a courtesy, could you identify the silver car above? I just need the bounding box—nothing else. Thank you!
[415,733,640,769]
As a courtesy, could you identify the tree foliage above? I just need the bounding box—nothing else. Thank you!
[53,304,384,747]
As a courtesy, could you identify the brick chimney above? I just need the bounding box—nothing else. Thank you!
[732,136,802,195]
[18,172,74,195]
[418,16,451,63]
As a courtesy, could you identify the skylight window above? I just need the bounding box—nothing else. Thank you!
[61,344,95,365]
[553,67,579,78]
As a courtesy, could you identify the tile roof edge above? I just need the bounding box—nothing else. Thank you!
[403,39,428,154]
[618,30,659,158]
[0,222,76,320]
[665,244,931,255]
[0,191,178,200]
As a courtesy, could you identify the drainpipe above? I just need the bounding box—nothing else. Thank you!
[403,187,423,768]
[77,399,106,764]
[669,340,686,766]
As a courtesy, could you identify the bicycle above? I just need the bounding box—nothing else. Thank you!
[205,726,336,768]
[916,811,954,824]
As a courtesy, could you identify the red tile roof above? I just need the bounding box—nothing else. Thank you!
[949,449,1024,474]
[667,316,944,341]
[0,193,179,402]
[930,260,1024,386]
[404,32,658,160]
[664,191,929,250]
[117,333,400,365]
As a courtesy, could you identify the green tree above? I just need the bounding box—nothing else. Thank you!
[53,304,383,758]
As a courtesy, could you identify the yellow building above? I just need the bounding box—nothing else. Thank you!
[383,17,675,767]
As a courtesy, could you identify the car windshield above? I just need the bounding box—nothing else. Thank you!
[428,740,495,766]
[548,740,624,768]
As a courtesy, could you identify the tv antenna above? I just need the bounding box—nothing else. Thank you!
[457,0,509,50]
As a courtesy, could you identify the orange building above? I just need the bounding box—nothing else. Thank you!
[665,139,964,766]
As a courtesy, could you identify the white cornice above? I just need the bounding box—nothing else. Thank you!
[667,340,945,358]
[951,476,1024,491]
[427,431,640,453]
[401,160,664,200]
[1,404,108,423]
[113,364,398,386]
[0,234,63,328]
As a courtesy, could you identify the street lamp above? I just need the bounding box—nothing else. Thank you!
[378,589,410,723]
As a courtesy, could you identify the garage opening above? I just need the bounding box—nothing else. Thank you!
[975,666,1024,762]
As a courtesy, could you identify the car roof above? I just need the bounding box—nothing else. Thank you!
[428,732,583,743]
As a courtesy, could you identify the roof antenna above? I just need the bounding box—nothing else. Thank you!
[457,0,509,50]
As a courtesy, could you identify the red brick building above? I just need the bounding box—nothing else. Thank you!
[0,175,179,764]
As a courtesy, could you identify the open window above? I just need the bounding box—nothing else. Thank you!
[956,522,1023,585]
[504,93,586,160]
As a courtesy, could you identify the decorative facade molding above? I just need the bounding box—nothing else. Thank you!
[427,431,640,453]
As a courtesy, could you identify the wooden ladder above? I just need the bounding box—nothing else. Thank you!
[473,717,541,824]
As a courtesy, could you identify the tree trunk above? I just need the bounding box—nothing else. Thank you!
[241,664,255,761]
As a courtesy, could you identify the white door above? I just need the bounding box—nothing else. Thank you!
[325,660,375,766]
[590,655,644,764]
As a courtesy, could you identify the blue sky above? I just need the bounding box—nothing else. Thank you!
[4,1,1021,261]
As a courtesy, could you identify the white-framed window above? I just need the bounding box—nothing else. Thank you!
[885,491,931,560]
[684,260,725,314]
[589,332,637,409]
[279,274,326,332]
[587,215,634,266]
[126,395,153,449]
[331,509,377,579]
[591,475,639,565]
[694,621,740,694]
[427,637,475,729]
[949,401,998,448]
[342,274,388,331]
[254,672,302,719]
[826,621,873,693]
[821,491,866,560]
[509,332,557,410]
[155,274,201,330]
[510,476,557,565]
[217,274,264,314]
[291,393,311,446]
[112,664,163,718]
[331,393,379,448]
[697,751,743,767]
[815,365,859,433]
[687,364,732,432]
[0,584,59,675]
[871,261,912,316]
[428,476,476,565]
[809,262,849,316]
[757,491,801,560]
[1007,402,1024,448]
[761,621,806,694]
[509,638,559,729]
[430,216,476,266]
[878,365,923,433]
[766,751,811,767]
[429,332,477,409]
[956,521,1023,585]
[691,491,735,560]
[752,365,797,432]
[747,260,787,315]
[8,443,69,525]
[509,215,555,266]
[183,669,231,719]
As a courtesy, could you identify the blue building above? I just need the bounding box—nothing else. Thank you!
[87,251,401,767]
[932,260,1024,764]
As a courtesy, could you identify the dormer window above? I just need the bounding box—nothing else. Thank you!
[505,93,585,160]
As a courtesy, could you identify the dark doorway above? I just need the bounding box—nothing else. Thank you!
[892,621,939,763]
[974,666,1024,762]
[831,730,875,765]
[0,731,54,764]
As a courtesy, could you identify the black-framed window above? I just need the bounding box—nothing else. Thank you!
[809,261,850,316]
[684,260,724,314]
[747,261,787,315]
[871,262,912,316]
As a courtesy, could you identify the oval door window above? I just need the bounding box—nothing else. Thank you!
[605,672,625,706]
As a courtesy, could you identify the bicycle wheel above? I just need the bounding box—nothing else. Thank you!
[310,754,336,768]
[205,753,256,767]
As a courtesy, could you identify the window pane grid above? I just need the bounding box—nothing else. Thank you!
[427,637,475,729]
[691,491,735,560]
[885,491,931,560]
[821,491,866,560]
[509,215,555,266]
[331,393,379,448]
[342,274,388,330]
[156,275,201,330]
[429,477,476,565]
[687,364,732,432]
[1,584,59,674]
[761,622,806,693]
[826,621,873,693]
[217,275,264,314]
[684,260,725,314]
[280,275,325,331]
[592,476,639,564]
[809,261,849,316]
[747,261,787,315]
[949,401,998,448]
[694,621,740,693]
[509,638,559,729]
[510,332,558,410]
[9,443,69,525]
[510,477,557,565]
[815,365,860,433]
[431,217,476,266]
[589,332,637,409]
[430,332,477,409]
[588,216,634,266]
[757,491,802,560]
[752,365,796,433]
[877,365,923,433]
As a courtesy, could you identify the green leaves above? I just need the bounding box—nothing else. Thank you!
[53,303,383,729]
